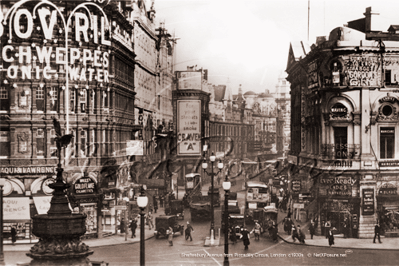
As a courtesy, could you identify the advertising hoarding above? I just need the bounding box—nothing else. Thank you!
[177,71,202,90]
[126,140,144,155]
[177,100,201,156]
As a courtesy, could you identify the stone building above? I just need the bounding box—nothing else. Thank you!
[286,7,399,238]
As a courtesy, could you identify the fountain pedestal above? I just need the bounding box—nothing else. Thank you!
[27,165,93,266]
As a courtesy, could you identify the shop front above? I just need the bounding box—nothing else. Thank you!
[70,173,101,239]
[317,174,360,238]
[1,166,58,243]
[376,179,399,236]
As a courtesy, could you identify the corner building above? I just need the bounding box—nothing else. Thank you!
[0,0,138,239]
[286,7,399,238]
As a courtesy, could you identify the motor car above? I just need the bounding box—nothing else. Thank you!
[154,215,184,239]
[165,199,184,219]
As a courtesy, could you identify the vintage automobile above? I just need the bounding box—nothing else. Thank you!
[154,215,184,239]
[229,214,245,238]
[165,199,184,219]
[262,205,278,237]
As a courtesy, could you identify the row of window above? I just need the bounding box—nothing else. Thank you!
[0,87,111,113]
[0,128,133,158]
[332,127,394,159]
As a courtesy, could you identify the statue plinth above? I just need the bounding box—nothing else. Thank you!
[27,164,94,265]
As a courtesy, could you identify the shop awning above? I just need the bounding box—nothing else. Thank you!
[3,197,30,220]
[33,196,52,215]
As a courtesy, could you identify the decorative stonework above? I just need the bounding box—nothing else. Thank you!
[352,111,361,125]
[377,104,399,121]
[17,132,29,154]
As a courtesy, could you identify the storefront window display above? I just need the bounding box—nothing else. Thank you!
[80,203,98,235]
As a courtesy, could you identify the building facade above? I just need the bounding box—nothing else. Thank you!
[0,0,143,240]
[286,7,399,238]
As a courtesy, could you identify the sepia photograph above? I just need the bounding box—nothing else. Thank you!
[0,0,398,265]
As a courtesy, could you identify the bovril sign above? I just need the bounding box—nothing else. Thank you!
[1,0,111,82]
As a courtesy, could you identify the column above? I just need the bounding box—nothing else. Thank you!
[46,127,51,159]
[361,88,372,157]
[10,127,16,157]
[32,127,37,158]
[353,111,361,159]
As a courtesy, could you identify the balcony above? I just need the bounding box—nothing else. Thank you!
[321,144,360,160]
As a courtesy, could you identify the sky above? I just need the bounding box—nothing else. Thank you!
[154,0,399,95]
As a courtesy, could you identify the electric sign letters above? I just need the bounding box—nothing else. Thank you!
[0,0,111,82]
[177,100,201,156]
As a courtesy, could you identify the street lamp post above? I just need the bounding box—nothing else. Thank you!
[222,176,231,266]
[137,186,148,266]
[202,149,223,240]
[0,178,5,265]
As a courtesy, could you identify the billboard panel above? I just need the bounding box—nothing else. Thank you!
[126,140,143,155]
[177,71,202,90]
[177,100,201,155]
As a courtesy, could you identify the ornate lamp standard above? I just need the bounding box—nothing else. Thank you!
[202,149,223,241]
[137,186,148,266]
[222,175,231,266]
[0,178,5,265]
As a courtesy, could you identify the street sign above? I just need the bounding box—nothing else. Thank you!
[114,205,127,210]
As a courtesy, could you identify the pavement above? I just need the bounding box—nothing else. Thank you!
[3,207,167,252]
[4,189,398,253]
[275,209,399,251]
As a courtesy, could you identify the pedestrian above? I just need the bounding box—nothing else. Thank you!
[285,217,293,235]
[185,221,194,241]
[345,217,350,238]
[373,221,382,244]
[11,226,17,245]
[287,207,292,219]
[292,225,299,242]
[240,227,250,250]
[252,222,261,240]
[167,226,174,246]
[153,196,158,213]
[271,222,278,243]
[297,225,305,244]
[147,211,154,230]
[327,228,335,247]
[160,195,164,208]
[120,218,125,233]
[229,227,237,244]
[325,220,331,238]
[309,221,315,239]
[129,219,137,238]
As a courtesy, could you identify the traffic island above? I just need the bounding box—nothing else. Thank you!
[204,236,220,247]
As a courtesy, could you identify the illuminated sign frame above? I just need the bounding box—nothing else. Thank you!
[177,100,201,156]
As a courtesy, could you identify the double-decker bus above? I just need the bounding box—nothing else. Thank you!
[245,180,270,225]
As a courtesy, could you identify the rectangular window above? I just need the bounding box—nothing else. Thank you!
[50,129,57,157]
[380,127,394,159]
[80,89,86,113]
[36,129,45,156]
[80,130,87,157]
[334,127,347,159]
[70,90,76,113]
[385,69,392,85]
[0,87,9,111]
[103,91,108,108]
[0,130,10,157]
[36,86,45,111]
[90,129,96,156]
[49,87,58,112]
[90,90,96,114]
